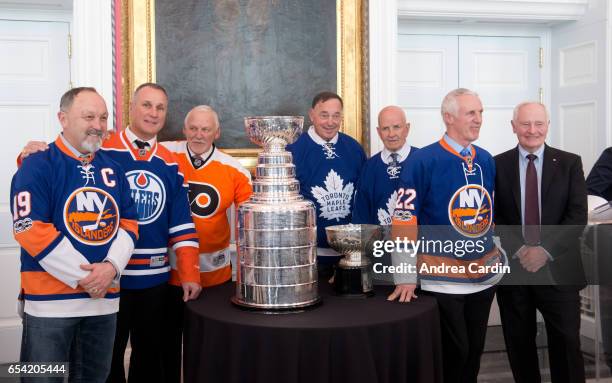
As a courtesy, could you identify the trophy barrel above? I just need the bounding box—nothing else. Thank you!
[233,116,320,310]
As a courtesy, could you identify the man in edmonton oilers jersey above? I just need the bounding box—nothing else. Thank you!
[390,88,506,383]
[287,91,367,276]
[352,105,417,225]
[11,88,138,382]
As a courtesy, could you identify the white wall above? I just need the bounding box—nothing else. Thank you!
[550,0,609,174]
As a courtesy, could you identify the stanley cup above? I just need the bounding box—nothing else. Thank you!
[232,116,320,310]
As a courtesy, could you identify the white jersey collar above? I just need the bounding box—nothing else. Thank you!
[307,126,339,145]
[381,142,411,165]
[125,126,157,147]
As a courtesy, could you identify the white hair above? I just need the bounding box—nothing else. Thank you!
[512,101,549,122]
[184,105,220,129]
[441,88,480,117]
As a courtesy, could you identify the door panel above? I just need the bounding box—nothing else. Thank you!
[0,19,70,362]
[459,36,541,155]
[397,34,457,149]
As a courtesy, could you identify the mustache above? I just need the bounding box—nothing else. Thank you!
[86,128,107,138]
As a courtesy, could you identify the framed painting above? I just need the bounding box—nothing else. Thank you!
[120,0,365,168]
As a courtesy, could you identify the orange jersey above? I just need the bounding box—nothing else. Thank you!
[162,142,252,287]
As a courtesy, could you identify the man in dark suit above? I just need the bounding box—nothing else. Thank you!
[494,101,587,383]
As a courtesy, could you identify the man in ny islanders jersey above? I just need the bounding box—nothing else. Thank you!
[11,87,138,382]
[161,105,252,381]
[20,83,202,383]
[389,88,505,383]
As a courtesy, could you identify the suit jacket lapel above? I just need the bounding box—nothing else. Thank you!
[507,147,521,218]
[541,144,557,203]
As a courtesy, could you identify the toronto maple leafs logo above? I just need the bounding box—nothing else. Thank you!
[377,190,398,225]
[386,164,401,179]
[322,143,339,159]
[311,170,354,221]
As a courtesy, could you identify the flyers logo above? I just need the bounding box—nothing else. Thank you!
[63,187,119,245]
[188,181,220,218]
[125,170,166,225]
[448,185,492,238]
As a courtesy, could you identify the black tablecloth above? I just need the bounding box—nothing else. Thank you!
[184,282,442,383]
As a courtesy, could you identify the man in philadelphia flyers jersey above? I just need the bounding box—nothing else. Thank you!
[287,91,366,276]
[389,89,505,383]
[352,105,418,226]
[20,83,201,383]
[161,105,252,382]
[11,87,139,382]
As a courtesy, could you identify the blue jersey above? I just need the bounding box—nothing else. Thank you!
[101,130,199,289]
[352,147,418,225]
[392,139,504,291]
[287,129,366,255]
[11,137,138,317]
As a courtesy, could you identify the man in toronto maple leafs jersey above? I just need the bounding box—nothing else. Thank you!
[352,105,417,226]
[11,88,138,382]
[389,89,505,383]
[287,92,367,271]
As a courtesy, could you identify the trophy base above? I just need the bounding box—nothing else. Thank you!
[334,265,374,297]
[230,296,322,314]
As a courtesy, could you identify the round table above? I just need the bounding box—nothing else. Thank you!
[183,282,442,383]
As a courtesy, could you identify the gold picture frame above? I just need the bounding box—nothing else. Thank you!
[122,0,364,169]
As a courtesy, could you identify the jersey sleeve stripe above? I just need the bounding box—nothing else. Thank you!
[21,271,120,296]
[15,221,62,258]
[169,223,195,234]
[172,240,199,250]
[37,236,91,289]
[169,233,199,245]
[119,218,139,240]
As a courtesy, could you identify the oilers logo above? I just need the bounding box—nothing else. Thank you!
[125,170,166,225]
[63,187,119,245]
[448,184,492,238]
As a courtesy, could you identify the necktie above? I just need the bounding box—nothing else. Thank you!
[390,152,399,166]
[134,140,150,155]
[460,148,470,157]
[524,153,540,245]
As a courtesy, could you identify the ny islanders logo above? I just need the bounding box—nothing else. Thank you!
[311,170,354,221]
[448,184,492,237]
[63,187,119,245]
[125,170,165,224]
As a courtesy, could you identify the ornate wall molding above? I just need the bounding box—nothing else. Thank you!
[397,0,588,21]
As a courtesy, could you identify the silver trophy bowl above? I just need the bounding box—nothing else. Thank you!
[233,116,320,311]
[326,224,382,296]
[244,116,304,150]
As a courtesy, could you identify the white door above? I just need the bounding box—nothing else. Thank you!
[397,34,457,149]
[0,19,70,363]
[397,34,541,156]
[460,36,541,155]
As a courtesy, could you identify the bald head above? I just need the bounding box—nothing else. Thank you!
[377,106,410,152]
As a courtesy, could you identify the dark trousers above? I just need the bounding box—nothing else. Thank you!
[162,285,185,383]
[497,285,585,383]
[107,283,168,383]
[423,286,496,383]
